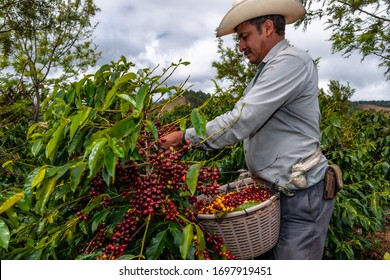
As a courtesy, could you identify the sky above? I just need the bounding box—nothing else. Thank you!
[90,0,389,101]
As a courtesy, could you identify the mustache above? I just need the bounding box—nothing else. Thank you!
[243,48,251,56]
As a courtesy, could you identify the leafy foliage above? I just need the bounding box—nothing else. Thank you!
[301,0,390,80]
[0,0,101,120]
[0,57,234,260]
[320,93,390,259]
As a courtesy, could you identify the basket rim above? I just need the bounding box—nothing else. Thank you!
[197,193,279,220]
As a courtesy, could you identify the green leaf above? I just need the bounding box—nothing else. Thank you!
[132,109,140,118]
[69,107,92,140]
[117,93,137,108]
[116,254,138,260]
[31,166,48,188]
[1,160,14,169]
[136,84,149,111]
[144,120,159,141]
[127,122,141,153]
[115,72,137,85]
[195,225,205,260]
[179,119,187,132]
[28,248,43,260]
[102,72,137,111]
[36,177,56,215]
[24,167,42,190]
[69,114,81,141]
[75,77,87,97]
[17,188,32,211]
[46,123,66,161]
[92,209,110,232]
[68,128,84,156]
[88,138,108,178]
[31,138,43,156]
[186,163,202,195]
[0,192,23,214]
[70,162,87,191]
[120,98,130,118]
[0,219,10,250]
[234,201,260,211]
[191,108,206,138]
[95,85,106,107]
[108,137,124,158]
[36,220,46,236]
[169,222,182,248]
[54,162,73,181]
[110,71,120,84]
[53,185,72,202]
[64,223,77,246]
[180,224,193,259]
[26,122,43,139]
[78,220,88,235]
[146,230,167,260]
[5,208,19,229]
[79,107,92,126]
[82,197,104,217]
[102,88,117,111]
[94,64,111,80]
[109,117,134,139]
[104,147,117,179]
[102,161,111,186]
[381,162,389,174]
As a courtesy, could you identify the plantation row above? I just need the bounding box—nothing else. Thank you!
[0,58,389,259]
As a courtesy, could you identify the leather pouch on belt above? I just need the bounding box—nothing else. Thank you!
[323,164,344,200]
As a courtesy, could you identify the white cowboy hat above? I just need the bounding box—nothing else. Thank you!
[216,0,306,37]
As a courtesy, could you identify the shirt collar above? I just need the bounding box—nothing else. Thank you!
[261,39,289,64]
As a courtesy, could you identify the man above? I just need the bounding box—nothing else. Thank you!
[159,0,335,260]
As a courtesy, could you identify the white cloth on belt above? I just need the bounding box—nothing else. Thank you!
[289,147,323,189]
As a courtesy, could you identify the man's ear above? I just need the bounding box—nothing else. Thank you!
[263,19,274,37]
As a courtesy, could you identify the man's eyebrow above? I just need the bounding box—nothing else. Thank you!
[237,32,246,39]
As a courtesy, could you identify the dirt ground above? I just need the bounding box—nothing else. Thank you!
[364,209,390,259]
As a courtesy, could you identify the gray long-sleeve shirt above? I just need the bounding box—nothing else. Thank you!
[185,39,328,190]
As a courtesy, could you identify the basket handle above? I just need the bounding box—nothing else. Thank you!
[225,170,251,193]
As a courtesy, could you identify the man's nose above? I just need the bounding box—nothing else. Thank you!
[239,40,246,53]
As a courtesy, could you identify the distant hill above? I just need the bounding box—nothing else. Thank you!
[351,100,390,113]
[159,90,211,112]
[162,96,190,112]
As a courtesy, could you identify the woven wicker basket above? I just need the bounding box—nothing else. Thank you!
[197,177,280,260]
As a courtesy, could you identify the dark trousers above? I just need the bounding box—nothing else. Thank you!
[273,180,335,260]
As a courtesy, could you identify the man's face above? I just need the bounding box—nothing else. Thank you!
[236,21,268,65]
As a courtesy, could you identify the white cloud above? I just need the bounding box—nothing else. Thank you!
[92,0,389,101]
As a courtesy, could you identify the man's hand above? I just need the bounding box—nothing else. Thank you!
[159,131,184,150]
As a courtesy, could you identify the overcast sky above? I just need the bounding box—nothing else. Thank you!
[90,0,389,101]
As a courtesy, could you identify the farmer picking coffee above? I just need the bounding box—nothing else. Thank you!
[160,0,341,260]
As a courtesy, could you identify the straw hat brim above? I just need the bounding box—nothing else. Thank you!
[217,0,306,37]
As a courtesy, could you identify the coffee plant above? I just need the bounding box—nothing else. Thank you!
[320,101,390,259]
[0,57,235,260]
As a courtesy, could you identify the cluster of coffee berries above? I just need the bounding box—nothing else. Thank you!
[76,211,90,221]
[194,233,235,260]
[74,121,235,260]
[81,147,227,260]
[197,185,272,215]
[196,167,221,196]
